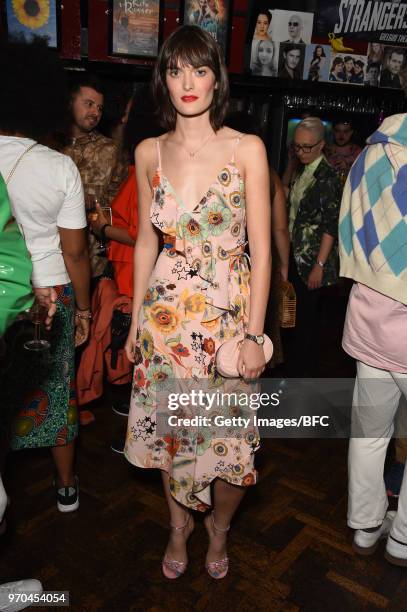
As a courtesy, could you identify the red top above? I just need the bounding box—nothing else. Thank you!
[108,166,138,297]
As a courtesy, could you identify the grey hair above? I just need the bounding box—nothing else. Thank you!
[296,117,325,141]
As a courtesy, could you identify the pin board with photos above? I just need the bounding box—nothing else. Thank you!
[245,0,407,91]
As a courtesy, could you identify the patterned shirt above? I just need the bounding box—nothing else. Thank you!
[290,157,342,286]
[63,131,127,277]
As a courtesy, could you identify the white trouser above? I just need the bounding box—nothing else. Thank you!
[348,361,407,542]
[0,476,7,521]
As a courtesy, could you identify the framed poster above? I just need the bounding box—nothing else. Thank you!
[109,0,163,59]
[6,0,59,48]
[182,0,232,57]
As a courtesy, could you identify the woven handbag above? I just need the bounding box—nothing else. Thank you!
[279,280,296,328]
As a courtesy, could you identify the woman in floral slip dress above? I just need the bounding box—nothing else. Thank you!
[125,25,271,580]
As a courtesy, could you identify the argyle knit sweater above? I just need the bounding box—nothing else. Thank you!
[339,113,407,305]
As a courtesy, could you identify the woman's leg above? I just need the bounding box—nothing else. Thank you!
[161,471,194,564]
[205,478,246,564]
[51,440,75,487]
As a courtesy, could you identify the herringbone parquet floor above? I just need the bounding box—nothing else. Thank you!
[1,294,405,611]
[1,404,405,612]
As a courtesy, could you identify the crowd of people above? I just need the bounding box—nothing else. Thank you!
[0,23,406,608]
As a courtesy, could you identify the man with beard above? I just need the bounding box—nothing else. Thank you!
[325,119,361,181]
[63,75,127,282]
[63,75,127,426]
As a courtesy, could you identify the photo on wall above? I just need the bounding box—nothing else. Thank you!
[182,0,232,57]
[277,42,306,80]
[303,44,332,82]
[246,3,274,75]
[328,53,367,85]
[271,9,314,45]
[379,46,407,89]
[6,0,59,48]
[110,0,163,58]
[365,43,384,86]
[250,39,276,76]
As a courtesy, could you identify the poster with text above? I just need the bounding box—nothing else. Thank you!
[314,0,407,45]
[110,0,162,58]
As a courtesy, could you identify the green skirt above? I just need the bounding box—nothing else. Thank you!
[5,283,78,450]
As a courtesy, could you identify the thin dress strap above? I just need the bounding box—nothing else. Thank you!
[156,138,162,172]
[231,133,245,164]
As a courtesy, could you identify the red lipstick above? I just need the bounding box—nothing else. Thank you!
[181,96,198,102]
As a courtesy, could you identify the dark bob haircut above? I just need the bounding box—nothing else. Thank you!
[151,25,229,132]
[0,36,68,140]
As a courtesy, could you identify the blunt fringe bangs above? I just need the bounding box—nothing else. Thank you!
[152,25,229,131]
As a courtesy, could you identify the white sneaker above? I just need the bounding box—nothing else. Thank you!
[353,511,396,555]
[0,579,43,611]
[385,533,407,567]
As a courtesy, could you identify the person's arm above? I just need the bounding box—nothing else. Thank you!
[307,174,341,290]
[58,226,91,346]
[270,169,290,281]
[236,135,272,380]
[89,204,135,246]
[125,140,159,363]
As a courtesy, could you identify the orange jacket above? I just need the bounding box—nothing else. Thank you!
[76,278,132,405]
[108,166,138,298]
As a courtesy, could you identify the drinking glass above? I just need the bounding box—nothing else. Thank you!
[24,301,51,352]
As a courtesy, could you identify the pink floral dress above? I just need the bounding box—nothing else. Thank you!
[125,136,260,511]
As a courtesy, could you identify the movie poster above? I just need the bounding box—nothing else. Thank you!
[315,0,407,45]
[183,0,230,55]
[111,0,161,58]
[6,0,58,48]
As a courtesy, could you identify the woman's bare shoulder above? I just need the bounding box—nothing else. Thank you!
[238,133,267,159]
[135,137,158,161]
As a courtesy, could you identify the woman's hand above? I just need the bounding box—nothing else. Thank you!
[237,339,266,380]
[125,325,139,363]
[89,203,111,237]
[307,264,323,290]
[74,308,91,347]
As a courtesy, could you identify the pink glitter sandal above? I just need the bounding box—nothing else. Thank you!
[205,512,230,579]
[162,515,191,579]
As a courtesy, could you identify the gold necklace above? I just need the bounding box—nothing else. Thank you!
[181,131,216,159]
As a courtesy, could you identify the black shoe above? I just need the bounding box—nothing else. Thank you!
[56,476,79,513]
[112,403,129,417]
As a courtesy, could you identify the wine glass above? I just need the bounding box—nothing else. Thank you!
[24,301,51,352]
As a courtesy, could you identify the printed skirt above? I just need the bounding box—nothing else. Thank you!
[2,283,78,450]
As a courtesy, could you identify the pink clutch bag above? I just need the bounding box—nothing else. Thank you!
[215,334,273,378]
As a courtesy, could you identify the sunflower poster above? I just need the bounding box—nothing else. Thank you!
[6,0,58,48]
